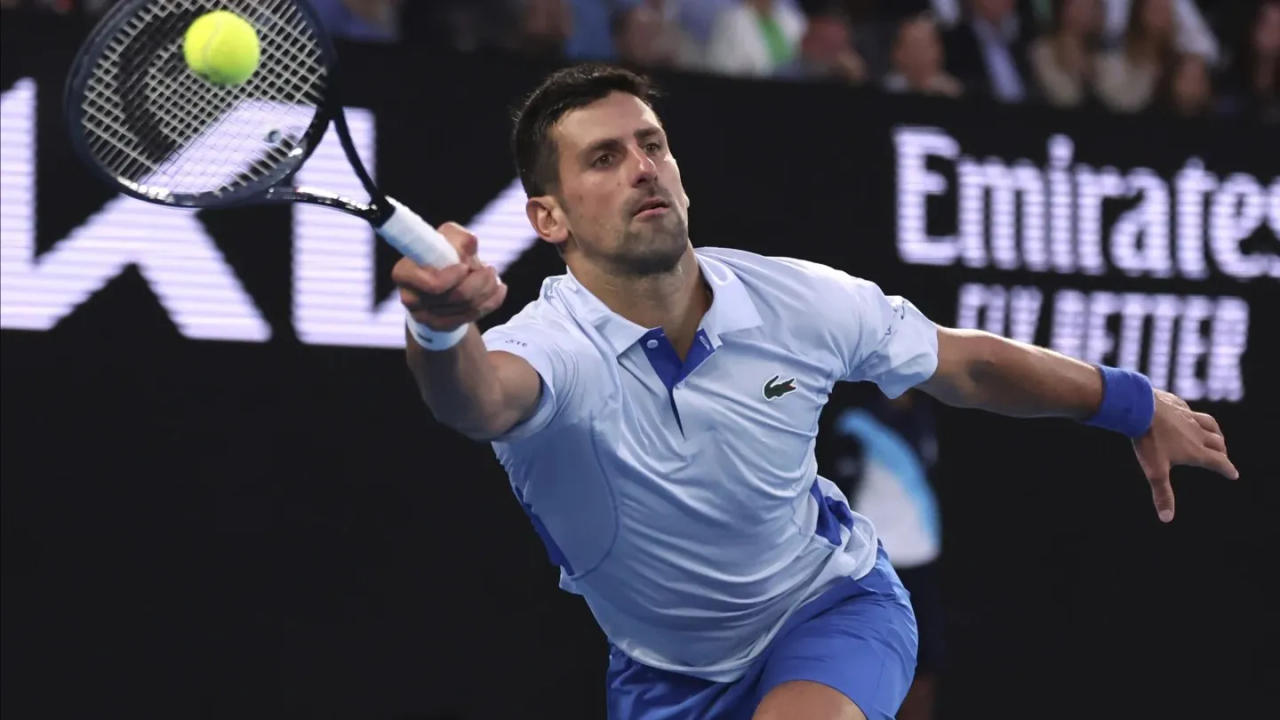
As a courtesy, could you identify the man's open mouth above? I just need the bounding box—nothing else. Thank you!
[633,198,670,216]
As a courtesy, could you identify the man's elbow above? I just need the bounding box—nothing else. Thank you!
[431,409,513,443]
[922,328,1000,407]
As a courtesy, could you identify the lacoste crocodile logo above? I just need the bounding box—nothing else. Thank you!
[763,375,798,400]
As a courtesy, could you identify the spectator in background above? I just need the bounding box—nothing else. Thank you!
[310,0,401,43]
[514,0,574,59]
[1099,0,1219,65]
[1028,0,1104,108]
[1093,0,1177,113]
[944,0,1034,102]
[705,0,807,76]
[678,0,753,48]
[777,8,868,84]
[612,0,699,69]
[1221,1,1280,123]
[400,0,519,52]
[566,0,617,60]
[1164,52,1212,116]
[886,13,964,97]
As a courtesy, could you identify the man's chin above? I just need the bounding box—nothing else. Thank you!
[614,233,688,276]
[614,247,685,276]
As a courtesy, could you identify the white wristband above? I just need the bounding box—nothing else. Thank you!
[405,311,468,351]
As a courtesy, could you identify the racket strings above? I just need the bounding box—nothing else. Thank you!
[78,0,327,199]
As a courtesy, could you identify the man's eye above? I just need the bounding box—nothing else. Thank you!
[593,153,614,167]
[645,142,663,153]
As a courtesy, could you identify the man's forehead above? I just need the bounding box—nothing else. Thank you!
[553,92,663,149]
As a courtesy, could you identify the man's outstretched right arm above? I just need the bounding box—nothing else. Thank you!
[392,222,541,441]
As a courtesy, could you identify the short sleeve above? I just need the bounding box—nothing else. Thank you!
[482,318,578,441]
[799,263,939,397]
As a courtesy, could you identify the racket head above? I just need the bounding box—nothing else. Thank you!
[64,0,339,209]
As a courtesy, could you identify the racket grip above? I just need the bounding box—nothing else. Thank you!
[375,196,461,268]
[376,196,468,351]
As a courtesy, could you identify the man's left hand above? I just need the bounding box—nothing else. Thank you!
[1133,390,1238,523]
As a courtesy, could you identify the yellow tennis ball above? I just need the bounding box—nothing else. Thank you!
[183,10,261,86]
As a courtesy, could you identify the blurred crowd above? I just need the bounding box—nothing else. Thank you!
[5,0,1278,122]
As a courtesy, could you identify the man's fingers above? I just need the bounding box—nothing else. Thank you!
[412,270,505,319]
[1179,447,1240,481]
[415,283,507,327]
[437,222,479,260]
[1203,432,1226,454]
[1147,470,1175,523]
[477,281,509,316]
[1206,451,1239,480]
[393,258,469,297]
[1192,412,1222,436]
[443,265,498,305]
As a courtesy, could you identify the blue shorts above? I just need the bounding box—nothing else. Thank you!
[606,546,918,720]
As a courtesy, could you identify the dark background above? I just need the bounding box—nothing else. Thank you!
[3,13,1277,720]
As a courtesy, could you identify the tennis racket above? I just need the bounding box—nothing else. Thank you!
[64,0,463,347]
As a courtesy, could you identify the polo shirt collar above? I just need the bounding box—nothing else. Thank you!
[558,250,763,356]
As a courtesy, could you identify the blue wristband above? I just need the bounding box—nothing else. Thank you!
[1083,366,1155,438]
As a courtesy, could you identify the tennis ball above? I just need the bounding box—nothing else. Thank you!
[183,11,261,86]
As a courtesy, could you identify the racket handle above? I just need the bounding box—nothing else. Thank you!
[375,196,468,351]
[375,196,461,268]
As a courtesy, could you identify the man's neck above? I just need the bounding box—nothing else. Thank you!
[570,247,710,360]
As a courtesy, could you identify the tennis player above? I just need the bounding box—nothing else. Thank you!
[391,65,1237,720]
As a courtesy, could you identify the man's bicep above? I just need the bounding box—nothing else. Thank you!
[481,339,578,441]
[490,350,544,432]
[916,327,986,406]
[836,277,940,398]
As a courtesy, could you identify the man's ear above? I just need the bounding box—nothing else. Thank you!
[526,195,570,248]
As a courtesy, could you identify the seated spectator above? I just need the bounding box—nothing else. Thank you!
[1093,0,1177,113]
[886,13,964,97]
[399,1,517,52]
[310,0,401,43]
[514,0,573,59]
[1220,0,1280,123]
[611,0,699,69]
[678,0,743,48]
[566,0,616,60]
[777,9,868,84]
[1099,0,1219,65]
[1164,52,1212,116]
[705,0,807,76]
[1028,0,1104,108]
[944,0,1034,102]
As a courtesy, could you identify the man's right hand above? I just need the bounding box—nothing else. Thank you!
[392,222,508,332]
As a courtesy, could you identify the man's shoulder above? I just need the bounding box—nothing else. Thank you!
[698,247,866,296]
[482,276,597,355]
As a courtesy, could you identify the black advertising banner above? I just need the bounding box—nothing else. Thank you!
[2,14,1276,719]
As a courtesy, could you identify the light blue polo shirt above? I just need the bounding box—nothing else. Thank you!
[481,247,939,682]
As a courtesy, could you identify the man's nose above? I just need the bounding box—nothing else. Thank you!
[627,145,658,186]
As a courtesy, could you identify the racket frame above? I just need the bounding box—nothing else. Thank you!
[63,0,388,223]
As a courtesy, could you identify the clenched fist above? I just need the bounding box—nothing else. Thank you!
[392,222,508,332]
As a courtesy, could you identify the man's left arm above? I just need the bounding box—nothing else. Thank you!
[917,327,1239,523]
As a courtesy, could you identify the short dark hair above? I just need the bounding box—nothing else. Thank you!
[511,64,660,197]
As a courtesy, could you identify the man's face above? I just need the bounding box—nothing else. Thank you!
[895,18,943,80]
[545,91,690,276]
[1255,3,1280,57]
[1062,0,1102,36]
[801,16,852,67]
[1139,0,1173,37]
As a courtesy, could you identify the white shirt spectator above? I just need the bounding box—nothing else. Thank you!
[704,0,807,76]
[1101,0,1219,64]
